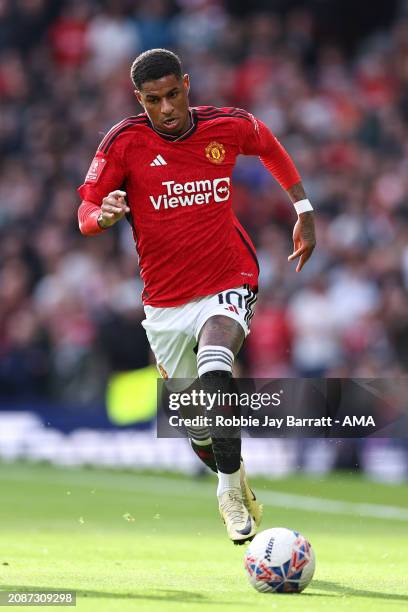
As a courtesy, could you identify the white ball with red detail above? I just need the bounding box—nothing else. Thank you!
[244,527,315,593]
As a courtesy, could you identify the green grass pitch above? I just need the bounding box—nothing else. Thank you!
[0,462,407,611]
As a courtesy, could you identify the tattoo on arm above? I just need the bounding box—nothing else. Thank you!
[287,181,306,203]
[299,212,316,243]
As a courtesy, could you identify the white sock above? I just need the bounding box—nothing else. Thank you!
[217,468,241,497]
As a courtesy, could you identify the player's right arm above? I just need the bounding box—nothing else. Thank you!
[77,143,129,235]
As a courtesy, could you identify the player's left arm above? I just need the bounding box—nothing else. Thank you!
[285,181,316,273]
[239,115,316,272]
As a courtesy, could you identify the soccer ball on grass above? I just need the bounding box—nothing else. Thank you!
[244,527,315,593]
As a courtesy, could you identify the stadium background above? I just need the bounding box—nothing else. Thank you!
[0,0,407,481]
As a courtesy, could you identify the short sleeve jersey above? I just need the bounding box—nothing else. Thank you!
[78,106,296,307]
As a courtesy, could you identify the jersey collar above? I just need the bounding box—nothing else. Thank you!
[147,109,197,142]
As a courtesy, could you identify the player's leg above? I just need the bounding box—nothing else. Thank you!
[194,286,263,537]
[189,437,217,473]
[177,380,217,473]
[197,314,258,544]
[198,315,243,477]
[142,290,261,543]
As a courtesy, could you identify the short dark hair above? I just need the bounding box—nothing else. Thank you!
[130,49,183,89]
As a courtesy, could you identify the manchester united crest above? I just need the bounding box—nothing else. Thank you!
[205,141,225,164]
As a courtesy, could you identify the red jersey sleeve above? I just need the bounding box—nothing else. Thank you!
[77,144,126,235]
[238,114,301,190]
[78,200,105,235]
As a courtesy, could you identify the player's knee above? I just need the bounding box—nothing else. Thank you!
[197,345,234,378]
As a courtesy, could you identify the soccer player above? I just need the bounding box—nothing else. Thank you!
[78,49,316,544]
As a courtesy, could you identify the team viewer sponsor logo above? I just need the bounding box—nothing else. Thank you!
[149,178,230,210]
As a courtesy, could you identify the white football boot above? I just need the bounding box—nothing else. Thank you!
[219,488,257,545]
[240,460,263,527]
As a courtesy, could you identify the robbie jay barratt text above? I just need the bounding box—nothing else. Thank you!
[167,415,377,428]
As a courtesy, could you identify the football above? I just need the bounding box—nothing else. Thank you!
[244,527,315,593]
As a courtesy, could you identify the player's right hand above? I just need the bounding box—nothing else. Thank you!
[98,190,130,228]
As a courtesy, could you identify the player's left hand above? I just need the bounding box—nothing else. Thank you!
[288,212,316,272]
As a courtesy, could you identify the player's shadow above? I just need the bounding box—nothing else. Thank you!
[310,579,408,602]
[0,585,242,605]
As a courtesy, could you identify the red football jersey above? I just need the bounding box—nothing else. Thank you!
[78,107,300,307]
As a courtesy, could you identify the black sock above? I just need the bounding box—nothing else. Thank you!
[210,437,241,474]
[199,371,241,474]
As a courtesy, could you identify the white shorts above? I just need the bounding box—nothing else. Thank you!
[142,285,257,380]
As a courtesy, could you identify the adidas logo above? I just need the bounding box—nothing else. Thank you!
[150,154,167,167]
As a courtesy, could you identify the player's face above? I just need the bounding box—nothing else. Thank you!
[135,74,191,135]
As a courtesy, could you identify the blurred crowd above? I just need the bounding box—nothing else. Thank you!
[0,0,407,403]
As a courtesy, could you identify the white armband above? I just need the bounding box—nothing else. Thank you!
[294,199,313,214]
